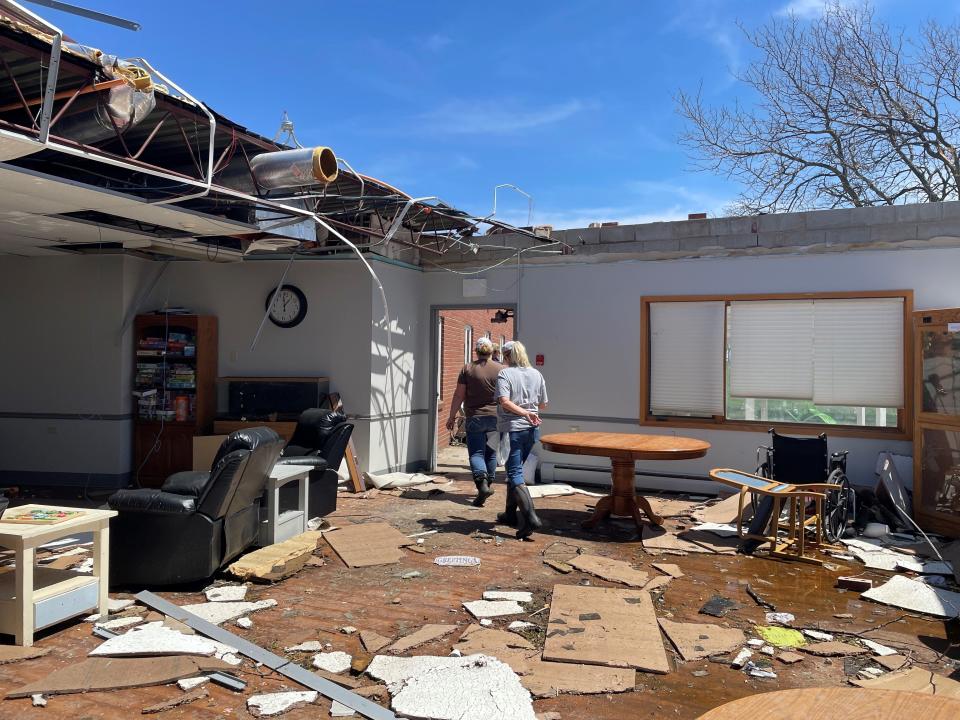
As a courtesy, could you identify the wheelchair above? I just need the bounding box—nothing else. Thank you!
[747,429,853,546]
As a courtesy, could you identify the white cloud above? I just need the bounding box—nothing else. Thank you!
[419,99,585,135]
[776,0,846,19]
[425,33,452,52]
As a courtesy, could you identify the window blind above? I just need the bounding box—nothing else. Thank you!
[813,298,904,407]
[728,300,814,399]
[649,301,725,416]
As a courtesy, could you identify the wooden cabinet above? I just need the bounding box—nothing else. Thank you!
[133,315,217,488]
[913,308,960,536]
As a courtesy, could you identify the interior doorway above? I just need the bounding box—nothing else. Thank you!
[428,305,516,471]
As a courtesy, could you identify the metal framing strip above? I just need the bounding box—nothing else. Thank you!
[133,591,397,720]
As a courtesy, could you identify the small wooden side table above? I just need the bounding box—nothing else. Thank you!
[260,465,311,546]
[539,432,710,531]
[0,504,116,647]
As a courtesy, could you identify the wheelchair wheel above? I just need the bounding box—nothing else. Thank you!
[822,468,851,543]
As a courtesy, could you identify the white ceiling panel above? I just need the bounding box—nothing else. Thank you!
[0,130,42,162]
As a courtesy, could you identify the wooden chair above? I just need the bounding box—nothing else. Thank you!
[708,468,844,564]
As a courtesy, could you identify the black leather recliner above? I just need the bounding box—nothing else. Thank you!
[275,408,354,519]
[108,427,284,587]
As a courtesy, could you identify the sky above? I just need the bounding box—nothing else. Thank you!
[24,0,960,229]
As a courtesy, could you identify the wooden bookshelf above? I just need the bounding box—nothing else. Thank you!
[133,314,217,488]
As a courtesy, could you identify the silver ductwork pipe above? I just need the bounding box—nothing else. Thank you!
[249,146,339,190]
[55,81,155,144]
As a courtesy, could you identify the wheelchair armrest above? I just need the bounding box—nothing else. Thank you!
[830,450,849,473]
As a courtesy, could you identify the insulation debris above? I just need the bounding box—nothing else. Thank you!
[312,652,353,674]
[861,574,960,618]
[657,618,745,661]
[482,591,533,602]
[463,600,525,619]
[568,554,649,587]
[247,690,318,717]
[802,629,833,641]
[179,599,277,625]
[754,626,805,648]
[204,584,248,602]
[861,639,897,656]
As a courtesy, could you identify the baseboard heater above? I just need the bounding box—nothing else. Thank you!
[539,462,719,496]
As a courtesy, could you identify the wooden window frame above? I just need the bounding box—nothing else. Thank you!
[639,290,914,440]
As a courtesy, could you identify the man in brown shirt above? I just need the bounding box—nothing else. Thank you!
[445,337,503,506]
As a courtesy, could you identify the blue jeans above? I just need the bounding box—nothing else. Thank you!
[466,415,498,479]
[506,427,538,487]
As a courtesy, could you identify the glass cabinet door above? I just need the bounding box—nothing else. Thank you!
[918,426,960,522]
[919,328,960,419]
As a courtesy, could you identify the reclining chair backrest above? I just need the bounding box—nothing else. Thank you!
[769,430,829,486]
[321,422,354,472]
[283,409,348,457]
[198,427,283,519]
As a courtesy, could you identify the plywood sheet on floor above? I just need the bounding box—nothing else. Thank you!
[641,525,712,554]
[568,554,649,587]
[657,619,744,661]
[542,584,670,673]
[386,624,457,654]
[324,522,413,568]
[699,493,751,524]
[850,667,960,698]
[521,660,635,698]
[679,530,739,554]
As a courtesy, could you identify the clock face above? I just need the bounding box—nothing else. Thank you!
[266,284,308,328]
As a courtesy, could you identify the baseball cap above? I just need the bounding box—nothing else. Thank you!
[501,340,516,354]
[475,336,494,353]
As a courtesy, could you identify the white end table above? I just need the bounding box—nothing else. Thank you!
[0,504,117,646]
[260,465,311,546]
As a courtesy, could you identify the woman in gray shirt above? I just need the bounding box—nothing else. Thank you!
[496,340,548,540]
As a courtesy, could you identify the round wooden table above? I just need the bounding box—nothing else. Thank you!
[695,687,960,720]
[538,432,710,530]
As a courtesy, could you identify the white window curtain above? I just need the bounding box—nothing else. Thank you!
[649,301,725,416]
[728,300,814,399]
[813,298,904,407]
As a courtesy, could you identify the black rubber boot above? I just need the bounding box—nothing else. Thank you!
[514,483,542,541]
[472,472,494,507]
[497,484,518,526]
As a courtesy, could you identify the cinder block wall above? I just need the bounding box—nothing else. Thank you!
[437,309,514,448]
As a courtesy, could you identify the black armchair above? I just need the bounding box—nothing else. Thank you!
[275,408,354,518]
[108,427,284,587]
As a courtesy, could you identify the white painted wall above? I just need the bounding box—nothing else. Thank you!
[423,246,960,490]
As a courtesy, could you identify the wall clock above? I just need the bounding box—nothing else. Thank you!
[265,284,308,328]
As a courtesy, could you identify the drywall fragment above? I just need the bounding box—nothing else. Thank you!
[799,641,869,657]
[754,626,805,648]
[109,598,135,612]
[777,652,804,664]
[483,591,533,603]
[204,584,248,602]
[142,687,208,714]
[456,625,535,652]
[387,624,457,654]
[874,654,908,671]
[745,662,777,679]
[235,617,253,629]
[0,646,51,665]
[360,630,391,654]
[463,600,525,619]
[330,700,356,717]
[747,639,764,648]
[247,690,318,717]
[568,555,649,588]
[760,645,775,656]
[690,523,739,537]
[94,616,144,631]
[76,558,94,573]
[31,694,46,707]
[730,649,752,668]
[644,575,672,592]
[651,563,684,578]
[179,599,276,625]
[861,575,960,618]
[366,655,480,684]
[285,640,324,652]
[479,619,493,627]
[765,613,795,625]
[861,639,897,656]
[312,652,353,674]
[657,619,744,661]
[700,493,752,524]
[802,629,833,641]
[341,626,358,635]
[177,675,210,691]
[89,623,224,658]
[229,531,323,580]
[508,621,536,632]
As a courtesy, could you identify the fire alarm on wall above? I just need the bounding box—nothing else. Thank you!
[535,354,544,366]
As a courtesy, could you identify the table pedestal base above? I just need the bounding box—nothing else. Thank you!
[582,458,664,531]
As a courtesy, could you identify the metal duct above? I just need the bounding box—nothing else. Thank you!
[249,146,338,190]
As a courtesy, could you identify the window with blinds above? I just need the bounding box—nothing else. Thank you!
[642,292,911,435]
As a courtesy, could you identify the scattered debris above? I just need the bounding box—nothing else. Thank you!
[760,645,775,655]
[568,554,649,587]
[700,493,751,524]
[544,560,573,574]
[479,619,493,627]
[777,652,804,664]
[850,667,960,697]
[177,675,210,691]
[643,575,673,592]
[802,629,834,642]
[522,660,634,698]
[341,626,358,635]
[235,617,253,629]
[746,584,777,612]
[7,656,233,698]
[0,646,51,665]
[387,624,458,654]
[861,575,960,618]
[642,525,711,554]
[142,687,208,714]
[286,641,325,652]
[331,699,357,717]
[679,529,739,555]
[89,622,238,660]
[463,600,525,619]
[365,471,444,489]
[747,639,765,648]
[31,694,46,707]
[730,649,752,668]
[400,571,422,580]
[765,612,795,625]
[875,654,908,671]
[754,626,805,648]
[228,531,324,580]
[508,621,536,633]
[247,690,318,717]
[456,625,535,653]
[543,585,670,674]
[837,576,874,592]
[312,652,353,673]
[483,591,533,602]
[208,671,247,692]
[690,522,739,537]
[651,562,684,578]
[204,584,248,602]
[699,595,739,618]
[861,639,897,656]
[657,618,745,661]
[744,661,777,679]
[179,599,277,626]
[324,523,414,568]
[435,556,481,567]
[94,616,145,631]
[361,630,392,654]
[799,641,869,657]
